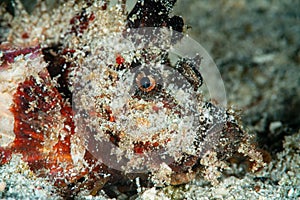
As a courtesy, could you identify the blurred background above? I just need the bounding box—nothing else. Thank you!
[173,0,300,155]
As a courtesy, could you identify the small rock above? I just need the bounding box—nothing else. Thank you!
[140,188,158,200]
[253,54,275,64]
[0,181,6,192]
[269,121,282,134]
[214,187,228,196]
[287,188,294,197]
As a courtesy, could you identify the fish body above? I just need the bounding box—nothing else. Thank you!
[0,0,265,198]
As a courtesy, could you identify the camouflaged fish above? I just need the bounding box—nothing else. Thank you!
[0,0,265,198]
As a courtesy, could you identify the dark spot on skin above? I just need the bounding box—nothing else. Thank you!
[127,0,183,32]
[69,9,95,35]
[42,45,73,101]
[174,55,203,91]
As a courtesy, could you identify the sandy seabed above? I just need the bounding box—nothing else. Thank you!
[0,0,299,199]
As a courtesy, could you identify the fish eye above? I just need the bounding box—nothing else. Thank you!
[140,76,151,89]
[136,72,156,92]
